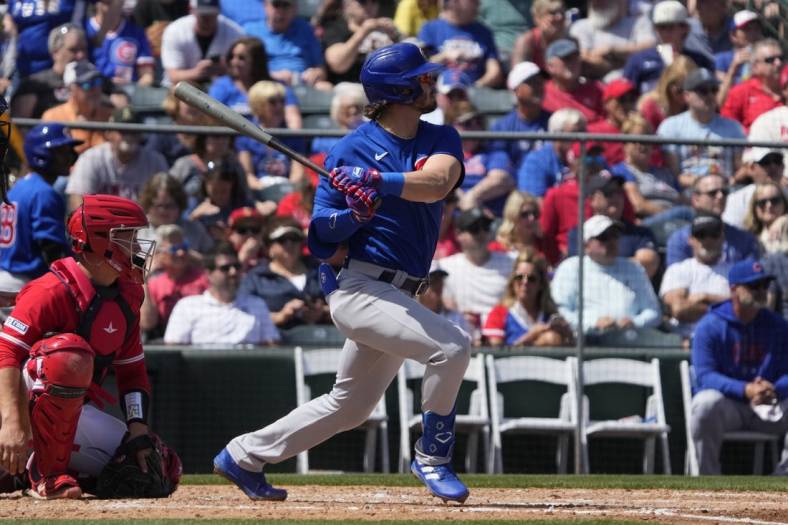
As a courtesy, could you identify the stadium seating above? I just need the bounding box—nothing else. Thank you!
[280,324,345,346]
[397,354,491,473]
[294,346,389,473]
[679,361,782,475]
[486,355,577,474]
[586,328,683,348]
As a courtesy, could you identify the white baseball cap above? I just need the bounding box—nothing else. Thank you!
[733,10,759,29]
[507,61,544,91]
[583,215,621,242]
[652,0,688,25]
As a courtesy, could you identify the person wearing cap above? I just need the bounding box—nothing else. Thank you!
[483,250,572,347]
[450,102,514,216]
[666,173,760,266]
[714,10,763,96]
[551,214,661,334]
[690,258,788,475]
[11,23,88,119]
[568,0,655,79]
[246,0,329,89]
[66,107,168,212]
[657,68,746,184]
[417,0,502,87]
[587,77,639,166]
[510,0,568,71]
[141,224,209,339]
[323,0,401,85]
[41,60,113,154]
[239,219,327,329]
[622,0,714,94]
[721,38,783,133]
[161,0,244,86]
[542,38,605,123]
[0,123,81,295]
[439,207,516,338]
[164,241,280,345]
[660,213,732,339]
[748,65,788,180]
[566,171,660,277]
[488,61,550,172]
[421,68,472,125]
[87,0,155,86]
[722,147,785,229]
[517,108,586,198]
[225,206,268,271]
[417,261,470,334]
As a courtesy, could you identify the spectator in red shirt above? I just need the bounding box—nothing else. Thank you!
[637,55,697,131]
[542,38,605,123]
[510,0,567,71]
[142,224,209,339]
[721,38,784,132]
[587,78,639,166]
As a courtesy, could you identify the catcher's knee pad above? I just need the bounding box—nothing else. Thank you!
[27,334,95,481]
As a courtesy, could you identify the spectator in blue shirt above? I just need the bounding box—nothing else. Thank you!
[209,36,302,129]
[87,0,155,86]
[8,0,76,77]
[489,61,550,176]
[418,0,502,87]
[245,0,329,90]
[220,0,265,33]
[690,258,788,475]
[623,0,714,94]
[666,173,760,266]
[516,108,586,197]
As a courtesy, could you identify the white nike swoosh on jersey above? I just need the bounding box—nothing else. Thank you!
[374,152,388,161]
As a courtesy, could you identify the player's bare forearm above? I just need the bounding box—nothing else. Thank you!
[0,367,23,426]
[400,154,462,203]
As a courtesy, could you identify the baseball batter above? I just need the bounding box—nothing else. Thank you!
[214,42,472,503]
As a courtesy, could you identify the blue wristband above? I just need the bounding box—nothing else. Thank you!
[379,172,405,197]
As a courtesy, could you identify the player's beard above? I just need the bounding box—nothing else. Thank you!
[415,91,438,114]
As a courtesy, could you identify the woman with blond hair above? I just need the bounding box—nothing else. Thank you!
[510,0,568,70]
[237,80,307,192]
[637,55,698,131]
[494,191,545,256]
[482,250,573,347]
[743,181,788,252]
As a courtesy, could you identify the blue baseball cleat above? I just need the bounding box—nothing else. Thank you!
[213,448,287,501]
[411,459,469,503]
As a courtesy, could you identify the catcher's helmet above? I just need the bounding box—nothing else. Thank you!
[24,123,83,174]
[360,43,444,104]
[68,195,154,283]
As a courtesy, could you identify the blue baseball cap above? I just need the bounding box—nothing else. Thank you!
[437,69,472,95]
[546,38,579,60]
[728,259,774,286]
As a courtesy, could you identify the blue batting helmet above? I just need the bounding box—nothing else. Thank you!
[24,123,83,173]
[360,43,444,104]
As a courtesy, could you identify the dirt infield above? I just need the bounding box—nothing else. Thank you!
[1,485,787,523]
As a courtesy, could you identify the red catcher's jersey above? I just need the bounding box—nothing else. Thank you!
[0,257,149,395]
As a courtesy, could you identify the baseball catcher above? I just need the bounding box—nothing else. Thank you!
[0,195,181,499]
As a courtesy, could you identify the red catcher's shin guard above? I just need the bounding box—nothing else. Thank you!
[26,335,94,483]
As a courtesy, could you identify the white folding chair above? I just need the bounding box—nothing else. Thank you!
[579,358,671,474]
[294,346,389,474]
[486,355,577,474]
[397,354,491,473]
[679,360,781,476]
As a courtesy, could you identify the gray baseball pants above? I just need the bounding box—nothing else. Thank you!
[691,389,788,475]
[227,266,471,472]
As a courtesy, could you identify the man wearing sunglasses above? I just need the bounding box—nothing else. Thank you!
[721,38,784,133]
[657,68,747,186]
[690,258,788,475]
[164,242,279,345]
[661,214,731,340]
[41,60,113,155]
[666,173,759,266]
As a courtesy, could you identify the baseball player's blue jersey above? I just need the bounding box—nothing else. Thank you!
[0,173,68,277]
[315,120,463,278]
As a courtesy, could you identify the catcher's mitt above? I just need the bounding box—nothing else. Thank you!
[95,433,182,499]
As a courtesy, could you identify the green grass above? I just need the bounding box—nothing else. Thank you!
[2,521,649,525]
[183,472,788,491]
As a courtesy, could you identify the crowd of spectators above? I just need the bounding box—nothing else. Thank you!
[0,0,786,350]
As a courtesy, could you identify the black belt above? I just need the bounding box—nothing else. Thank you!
[344,259,429,296]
